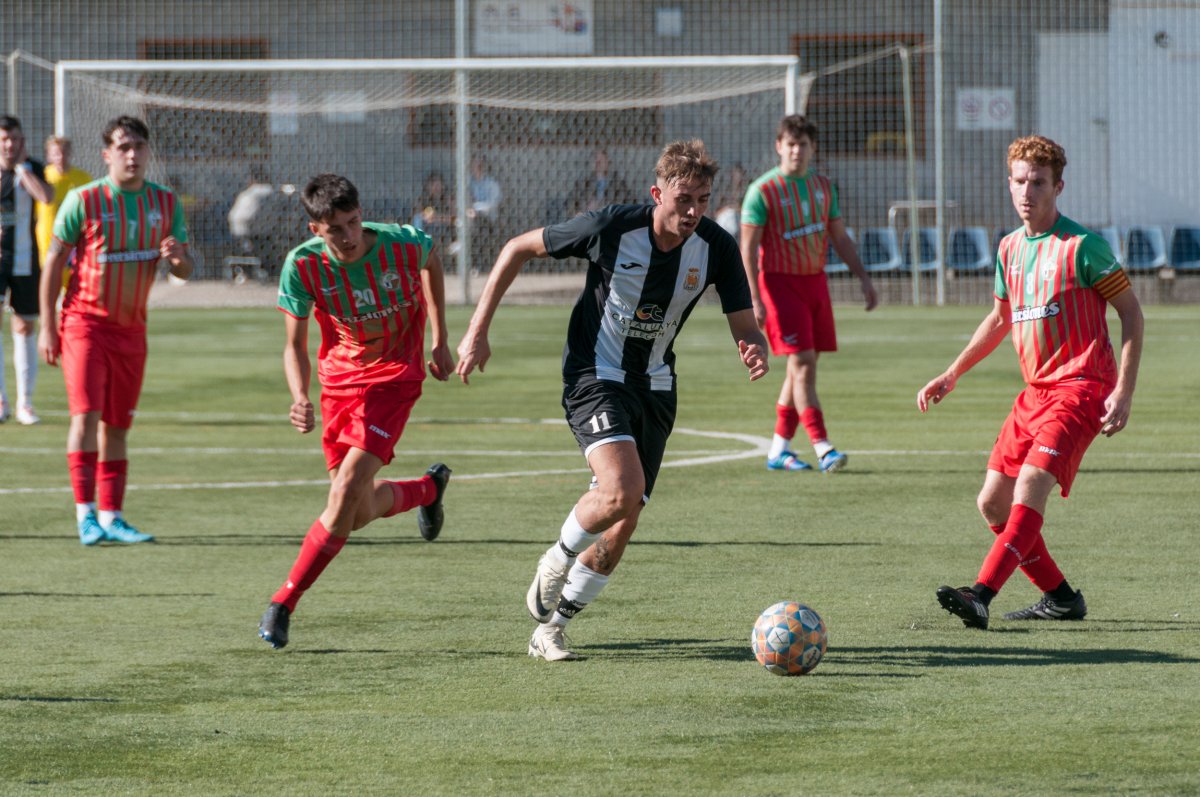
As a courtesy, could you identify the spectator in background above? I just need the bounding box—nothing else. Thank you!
[467,156,503,270]
[410,169,455,247]
[714,162,748,239]
[570,147,633,216]
[228,166,275,266]
[36,136,92,295]
[0,115,54,425]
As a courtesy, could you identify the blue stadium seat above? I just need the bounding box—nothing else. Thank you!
[824,227,853,275]
[1097,225,1123,262]
[946,226,992,273]
[1124,226,1168,272]
[1169,226,1200,271]
[859,227,902,273]
[901,227,941,273]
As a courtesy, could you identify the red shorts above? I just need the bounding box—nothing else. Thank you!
[60,316,147,430]
[987,381,1108,498]
[758,271,837,355]
[320,380,423,472]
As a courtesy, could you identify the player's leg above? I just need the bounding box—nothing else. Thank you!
[800,277,846,473]
[0,287,9,422]
[760,273,814,471]
[9,272,41,424]
[95,333,151,543]
[11,312,39,425]
[67,412,104,544]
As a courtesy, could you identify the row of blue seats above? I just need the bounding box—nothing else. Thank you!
[825,225,1200,274]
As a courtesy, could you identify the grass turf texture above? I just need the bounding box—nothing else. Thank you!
[1,303,1197,796]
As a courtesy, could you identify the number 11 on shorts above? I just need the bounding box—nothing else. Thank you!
[588,412,612,434]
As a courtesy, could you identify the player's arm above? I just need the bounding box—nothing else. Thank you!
[738,223,766,327]
[37,236,72,366]
[14,161,53,204]
[1099,287,1143,437]
[283,313,315,434]
[455,227,547,384]
[828,217,878,311]
[917,297,1010,412]
[421,247,454,382]
[725,308,769,382]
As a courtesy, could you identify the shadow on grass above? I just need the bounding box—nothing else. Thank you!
[832,644,1200,668]
[2,535,879,548]
[1,695,119,703]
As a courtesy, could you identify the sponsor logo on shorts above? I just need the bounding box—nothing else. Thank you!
[782,333,799,345]
[1037,445,1060,457]
[368,424,392,439]
[1011,302,1060,323]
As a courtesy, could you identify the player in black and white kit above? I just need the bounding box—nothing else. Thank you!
[457,140,769,661]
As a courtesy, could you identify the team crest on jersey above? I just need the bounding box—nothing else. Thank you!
[147,209,163,230]
[684,267,700,292]
[815,189,824,205]
[1039,258,1058,283]
[380,271,401,294]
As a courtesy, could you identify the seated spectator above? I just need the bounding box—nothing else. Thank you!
[570,147,634,215]
[410,170,455,246]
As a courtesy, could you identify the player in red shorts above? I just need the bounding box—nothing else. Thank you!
[38,116,193,545]
[741,115,877,473]
[918,135,1144,629]
[257,173,455,650]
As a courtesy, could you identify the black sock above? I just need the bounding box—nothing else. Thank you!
[1048,580,1076,602]
[971,583,997,606]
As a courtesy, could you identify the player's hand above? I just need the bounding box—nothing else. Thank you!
[160,235,185,265]
[1100,388,1132,437]
[455,331,491,384]
[917,372,957,412]
[289,398,315,434]
[428,343,455,382]
[38,326,61,367]
[861,276,879,311]
[738,340,769,381]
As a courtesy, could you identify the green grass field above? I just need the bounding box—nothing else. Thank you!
[2,302,1197,796]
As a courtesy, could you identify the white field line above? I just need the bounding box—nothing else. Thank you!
[1,420,1195,497]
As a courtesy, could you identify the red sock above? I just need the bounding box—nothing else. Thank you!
[271,520,347,611]
[774,404,800,439]
[977,504,1044,592]
[383,475,436,517]
[988,522,1065,592]
[800,407,827,445]
[67,451,99,504]
[97,459,128,512]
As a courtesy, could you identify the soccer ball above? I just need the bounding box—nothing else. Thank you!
[751,601,827,676]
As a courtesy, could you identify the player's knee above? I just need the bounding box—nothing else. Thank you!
[976,492,1007,526]
[595,479,644,519]
[327,475,370,519]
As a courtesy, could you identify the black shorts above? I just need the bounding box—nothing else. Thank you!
[562,378,677,498]
[0,262,40,316]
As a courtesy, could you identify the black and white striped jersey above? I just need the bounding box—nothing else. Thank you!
[543,203,752,392]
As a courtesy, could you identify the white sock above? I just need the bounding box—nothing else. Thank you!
[0,340,7,407]
[76,502,97,522]
[13,327,36,408]
[550,507,600,566]
[98,510,123,528]
[551,561,610,626]
[768,434,791,459]
[814,440,834,458]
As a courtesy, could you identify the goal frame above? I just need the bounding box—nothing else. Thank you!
[56,55,801,300]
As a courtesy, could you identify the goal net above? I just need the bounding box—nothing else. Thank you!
[56,56,799,291]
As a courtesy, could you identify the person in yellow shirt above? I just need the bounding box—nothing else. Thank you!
[36,136,92,291]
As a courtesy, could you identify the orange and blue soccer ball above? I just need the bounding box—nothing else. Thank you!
[751,601,828,676]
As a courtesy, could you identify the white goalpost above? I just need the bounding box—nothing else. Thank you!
[54,55,801,301]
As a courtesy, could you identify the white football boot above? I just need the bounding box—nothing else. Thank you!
[528,623,580,661]
[526,552,571,622]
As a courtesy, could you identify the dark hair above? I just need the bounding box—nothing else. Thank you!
[0,115,23,134]
[777,114,819,143]
[300,173,360,220]
[102,115,150,146]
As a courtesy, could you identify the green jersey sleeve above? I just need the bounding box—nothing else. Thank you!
[52,187,86,245]
[170,192,189,244]
[276,252,315,318]
[740,180,768,227]
[1075,233,1121,287]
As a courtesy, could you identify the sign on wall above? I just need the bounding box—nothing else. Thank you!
[474,0,594,55]
[955,88,1016,130]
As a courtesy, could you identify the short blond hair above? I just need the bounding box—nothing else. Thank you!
[1007,135,1067,183]
[655,139,718,188]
